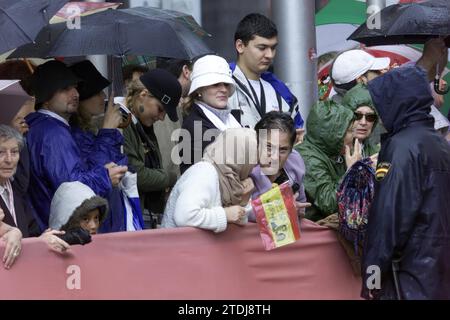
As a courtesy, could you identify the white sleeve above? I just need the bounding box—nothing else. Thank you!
[173,164,228,233]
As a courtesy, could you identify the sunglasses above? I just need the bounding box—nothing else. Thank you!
[354,112,377,123]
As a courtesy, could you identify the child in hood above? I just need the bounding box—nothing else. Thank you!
[49,182,108,235]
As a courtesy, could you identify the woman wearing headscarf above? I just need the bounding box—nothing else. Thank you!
[161,128,257,233]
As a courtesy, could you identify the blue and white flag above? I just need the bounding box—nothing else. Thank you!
[119,172,144,231]
[292,105,304,129]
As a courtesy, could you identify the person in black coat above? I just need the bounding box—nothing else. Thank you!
[361,63,450,300]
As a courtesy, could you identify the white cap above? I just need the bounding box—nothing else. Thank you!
[188,55,236,96]
[331,50,390,85]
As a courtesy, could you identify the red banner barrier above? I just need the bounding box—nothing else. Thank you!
[0,220,361,300]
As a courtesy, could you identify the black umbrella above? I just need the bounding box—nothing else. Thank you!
[348,0,450,47]
[9,6,213,60]
[0,0,68,54]
[348,0,450,94]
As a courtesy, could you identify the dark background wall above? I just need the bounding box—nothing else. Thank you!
[201,0,270,61]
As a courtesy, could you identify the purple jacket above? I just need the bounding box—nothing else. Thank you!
[249,150,307,221]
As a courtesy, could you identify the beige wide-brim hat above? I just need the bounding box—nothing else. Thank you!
[188,55,236,96]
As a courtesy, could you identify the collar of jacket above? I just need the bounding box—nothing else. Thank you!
[229,62,297,107]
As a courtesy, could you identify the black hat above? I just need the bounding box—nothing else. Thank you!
[31,60,81,104]
[69,60,110,101]
[139,68,182,122]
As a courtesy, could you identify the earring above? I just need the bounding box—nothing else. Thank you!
[138,105,145,113]
[198,93,202,98]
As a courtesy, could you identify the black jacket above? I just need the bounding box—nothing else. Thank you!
[1,147,40,238]
[179,104,220,174]
[361,66,450,300]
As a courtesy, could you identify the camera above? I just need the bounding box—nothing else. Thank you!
[58,227,92,246]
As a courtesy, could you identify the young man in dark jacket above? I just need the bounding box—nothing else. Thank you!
[362,63,450,300]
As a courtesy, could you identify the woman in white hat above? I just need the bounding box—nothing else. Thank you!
[179,55,241,174]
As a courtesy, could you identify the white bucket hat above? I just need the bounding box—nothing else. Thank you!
[332,50,390,85]
[188,55,236,96]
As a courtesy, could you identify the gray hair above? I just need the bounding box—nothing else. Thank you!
[0,125,24,150]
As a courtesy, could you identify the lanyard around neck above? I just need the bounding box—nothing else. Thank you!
[245,77,266,116]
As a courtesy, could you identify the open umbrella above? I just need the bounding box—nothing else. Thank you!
[347,0,450,47]
[8,6,213,60]
[0,0,68,55]
[348,0,450,94]
[0,80,30,124]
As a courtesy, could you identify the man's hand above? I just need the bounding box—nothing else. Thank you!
[11,117,29,135]
[417,38,448,81]
[105,162,128,187]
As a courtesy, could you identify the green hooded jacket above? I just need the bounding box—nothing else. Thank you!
[341,84,380,157]
[295,100,354,221]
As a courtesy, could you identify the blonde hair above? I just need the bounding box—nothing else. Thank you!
[181,91,199,116]
[125,79,147,113]
[70,103,97,133]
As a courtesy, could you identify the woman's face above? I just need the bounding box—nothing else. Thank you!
[0,138,20,183]
[79,91,107,118]
[80,209,100,235]
[197,83,232,109]
[259,131,292,176]
[353,106,376,141]
[135,90,166,127]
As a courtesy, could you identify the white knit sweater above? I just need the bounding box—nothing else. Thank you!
[161,161,228,233]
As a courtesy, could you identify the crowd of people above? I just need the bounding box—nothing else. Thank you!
[1,12,450,300]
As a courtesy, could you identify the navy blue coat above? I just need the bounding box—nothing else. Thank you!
[25,112,112,229]
[72,126,129,233]
[361,66,450,300]
[71,127,128,167]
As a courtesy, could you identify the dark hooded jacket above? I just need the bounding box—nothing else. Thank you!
[362,66,450,300]
[295,100,354,221]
